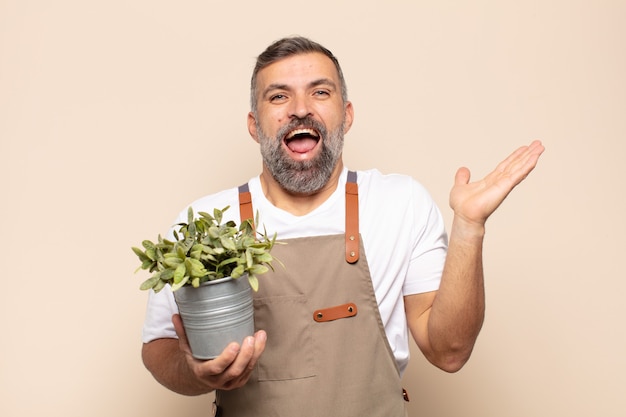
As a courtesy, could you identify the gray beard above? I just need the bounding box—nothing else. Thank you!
[256,116,345,195]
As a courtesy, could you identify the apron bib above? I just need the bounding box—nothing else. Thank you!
[214,173,408,416]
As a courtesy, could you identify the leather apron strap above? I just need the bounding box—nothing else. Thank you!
[238,171,360,264]
[345,170,360,264]
[238,182,253,226]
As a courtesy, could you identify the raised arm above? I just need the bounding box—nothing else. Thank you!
[406,140,545,372]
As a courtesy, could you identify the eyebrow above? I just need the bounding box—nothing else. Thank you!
[261,78,338,98]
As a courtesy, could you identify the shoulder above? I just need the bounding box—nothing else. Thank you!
[354,169,444,239]
[355,169,434,206]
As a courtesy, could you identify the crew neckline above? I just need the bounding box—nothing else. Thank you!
[248,167,349,220]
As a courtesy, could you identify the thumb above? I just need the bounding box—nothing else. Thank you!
[172,314,192,354]
[455,167,471,186]
[172,313,185,337]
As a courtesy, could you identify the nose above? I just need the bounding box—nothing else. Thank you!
[288,93,313,120]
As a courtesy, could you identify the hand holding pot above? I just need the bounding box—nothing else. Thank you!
[173,314,267,391]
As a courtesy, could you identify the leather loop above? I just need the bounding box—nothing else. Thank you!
[313,303,358,322]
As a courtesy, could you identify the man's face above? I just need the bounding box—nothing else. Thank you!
[248,52,354,194]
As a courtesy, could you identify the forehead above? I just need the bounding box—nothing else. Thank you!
[256,52,340,89]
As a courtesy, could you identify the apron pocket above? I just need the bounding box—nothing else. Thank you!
[253,295,316,381]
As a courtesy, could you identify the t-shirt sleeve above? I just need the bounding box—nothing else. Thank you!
[140,188,240,343]
[402,181,448,295]
[142,286,178,343]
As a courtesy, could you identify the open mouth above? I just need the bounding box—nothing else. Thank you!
[284,128,320,154]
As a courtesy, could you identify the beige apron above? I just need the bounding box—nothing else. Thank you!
[214,172,408,416]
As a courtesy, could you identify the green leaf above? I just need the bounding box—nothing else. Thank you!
[221,236,237,251]
[214,207,223,224]
[249,264,269,275]
[140,259,154,270]
[201,253,217,262]
[171,275,189,291]
[142,240,156,250]
[217,257,238,268]
[155,247,165,262]
[255,252,273,263]
[145,248,156,261]
[160,269,174,281]
[200,244,216,254]
[247,275,259,292]
[153,279,166,293]
[246,246,266,255]
[188,221,197,237]
[246,248,254,268]
[208,226,220,239]
[132,246,148,261]
[163,257,182,268]
[231,264,245,279]
[187,206,194,224]
[139,275,161,291]
[173,264,186,284]
[186,258,206,278]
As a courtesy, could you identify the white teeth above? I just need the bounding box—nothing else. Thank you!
[286,129,318,139]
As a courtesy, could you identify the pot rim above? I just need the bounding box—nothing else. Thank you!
[196,274,248,287]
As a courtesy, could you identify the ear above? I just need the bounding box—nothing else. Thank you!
[247,112,259,143]
[343,101,354,134]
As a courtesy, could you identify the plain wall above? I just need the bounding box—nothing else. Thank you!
[1,1,625,416]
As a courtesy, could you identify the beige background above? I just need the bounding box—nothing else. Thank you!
[1,1,625,416]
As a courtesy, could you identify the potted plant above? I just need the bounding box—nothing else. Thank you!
[132,205,279,359]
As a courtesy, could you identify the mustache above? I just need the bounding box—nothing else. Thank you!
[276,116,327,140]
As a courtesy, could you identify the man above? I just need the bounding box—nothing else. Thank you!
[141,36,544,416]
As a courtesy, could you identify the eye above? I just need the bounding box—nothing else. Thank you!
[269,94,287,102]
[313,90,330,97]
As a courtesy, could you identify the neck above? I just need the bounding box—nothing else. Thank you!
[259,161,344,216]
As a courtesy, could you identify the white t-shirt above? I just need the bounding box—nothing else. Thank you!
[142,168,448,375]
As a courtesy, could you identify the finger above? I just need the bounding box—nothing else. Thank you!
[454,167,471,186]
[220,331,267,389]
[247,330,267,372]
[518,142,544,174]
[493,143,534,174]
[489,141,544,186]
[172,314,184,338]
[513,140,544,168]
[504,141,545,184]
[524,140,546,168]
[201,342,242,375]
[509,140,544,169]
[224,336,258,377]
[528,139,544,153]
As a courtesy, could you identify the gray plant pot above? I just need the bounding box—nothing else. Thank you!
[173,275,254,360]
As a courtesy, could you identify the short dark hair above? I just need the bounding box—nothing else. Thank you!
[250,36,348,112]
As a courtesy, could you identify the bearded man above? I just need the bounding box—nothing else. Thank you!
[141,36,545,416]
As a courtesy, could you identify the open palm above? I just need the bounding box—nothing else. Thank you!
[449,140,545,226]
